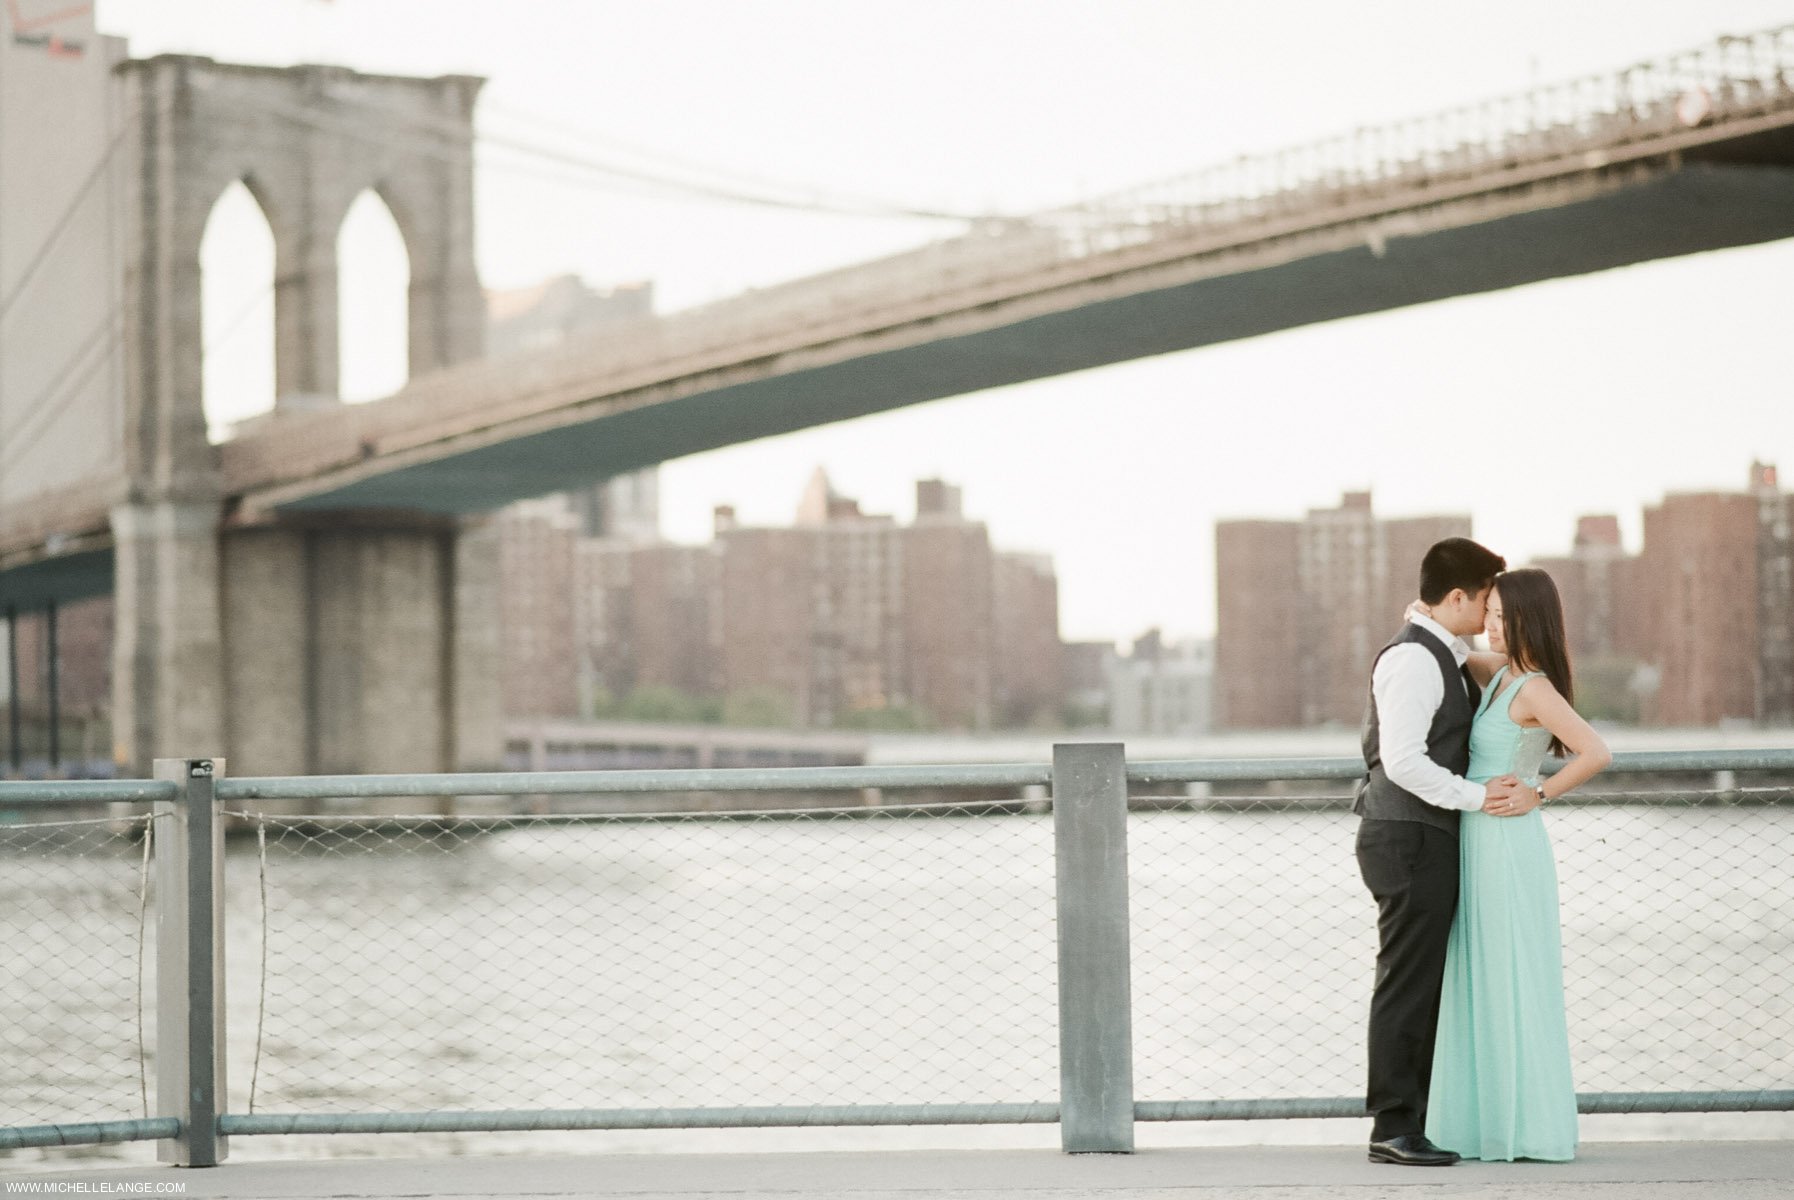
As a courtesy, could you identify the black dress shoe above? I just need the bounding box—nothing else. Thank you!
[1367,1133,1461,1166]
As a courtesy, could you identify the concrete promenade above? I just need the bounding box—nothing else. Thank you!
[7,1143,1792,1199]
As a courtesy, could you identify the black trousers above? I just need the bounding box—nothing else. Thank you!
[1355,818,1459,1143]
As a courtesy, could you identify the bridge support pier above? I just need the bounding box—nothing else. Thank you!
[112,510,502,783]
[111,502,228,774]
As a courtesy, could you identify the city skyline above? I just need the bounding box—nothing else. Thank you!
[6,458,1787,748]
[93,0,1794,643]
[1213,461,1794,732]
[493,469,1066,735]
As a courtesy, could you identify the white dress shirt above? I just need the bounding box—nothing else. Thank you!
[1371,612,1485,812]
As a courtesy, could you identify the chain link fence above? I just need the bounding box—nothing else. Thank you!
[0,812,156,1129]
[1130,793,1369,1104]
[1128,782,1794,1107]
[3,757,1790,1159]
[232,802,1059,1117]
[1558,787,1793,1096]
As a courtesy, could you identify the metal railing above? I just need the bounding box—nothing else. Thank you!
[1,745,1791,1166]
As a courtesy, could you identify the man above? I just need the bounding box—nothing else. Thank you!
[1355,537,1527,1167]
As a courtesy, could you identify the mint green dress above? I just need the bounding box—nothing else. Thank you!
[1424,668,1578,1162]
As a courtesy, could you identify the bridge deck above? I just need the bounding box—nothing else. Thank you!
[232,147,1794,519]
[6,25,1794,604]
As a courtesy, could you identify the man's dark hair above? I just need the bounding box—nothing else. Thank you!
[1418,537,1506,605]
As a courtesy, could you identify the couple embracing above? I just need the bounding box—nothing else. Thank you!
[1356,537,1612,1166]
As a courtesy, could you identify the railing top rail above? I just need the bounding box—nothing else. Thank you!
[1129,757,1367,783]
[2,746,1789,806]
[0,779,180,807]
[215,760,1054,801]
[1131,747,1794,783]
[1592,747,1794,773]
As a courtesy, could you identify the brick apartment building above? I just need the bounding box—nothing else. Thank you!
[719,481,908,729]
[993,550,1065,727]
[495,499,581,719]
[496,471,1062,732]
[1214,465,1794,730]
[718,472,1054,731]
[1216,493,1470,729]
[1214,519,1302,728]
[572,537,723,707]
[1527,463,1791,726]
[900,490,995,730]
[1529,515,1650,662]
[1629,461,1793,726]
[1638,491,1760,724]
[1757,464,1794,724]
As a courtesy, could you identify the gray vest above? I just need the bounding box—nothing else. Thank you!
[1353,624,1479,835]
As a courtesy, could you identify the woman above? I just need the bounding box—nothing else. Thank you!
[1424,567,1612,1162]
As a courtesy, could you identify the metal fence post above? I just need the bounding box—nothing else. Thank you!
[45,601,59,773]
[5,606,19,773]
[1052,742,1135,1152]
[154,757,228,1166]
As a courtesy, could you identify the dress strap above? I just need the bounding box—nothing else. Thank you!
[1491,668,1547,710]
[1476,666,1508,716]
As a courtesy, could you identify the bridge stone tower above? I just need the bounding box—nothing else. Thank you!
[111,56,499,778]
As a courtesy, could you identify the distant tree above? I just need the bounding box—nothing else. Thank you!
[996,697,1064,731]
[720,687,796,729]
[619,686,716,725]
[836,702,934,732]
[1061,699,1109,731]
[1575,655,1645,724]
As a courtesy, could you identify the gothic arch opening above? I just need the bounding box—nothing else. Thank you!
[199,180,277,442]
[337,189,411,404]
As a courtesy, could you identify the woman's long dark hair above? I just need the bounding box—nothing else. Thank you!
[1495,567,1574,755]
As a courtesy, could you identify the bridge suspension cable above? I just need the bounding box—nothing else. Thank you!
[202,279,276,361]
[206,87,995,224]
[1,269,280,475]
[0,306,121,476]
[479,98,990,224]
[0,100,147,328]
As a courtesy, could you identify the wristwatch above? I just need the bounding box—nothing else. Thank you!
[1533,784,1548,804]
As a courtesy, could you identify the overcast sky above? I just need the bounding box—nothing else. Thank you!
[97,0,1794,643]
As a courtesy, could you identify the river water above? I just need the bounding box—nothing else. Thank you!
[3,801,1790,1164]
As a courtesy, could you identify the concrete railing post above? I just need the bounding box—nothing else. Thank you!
[154,757,228,1166]
[1052,742,1135,1153]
